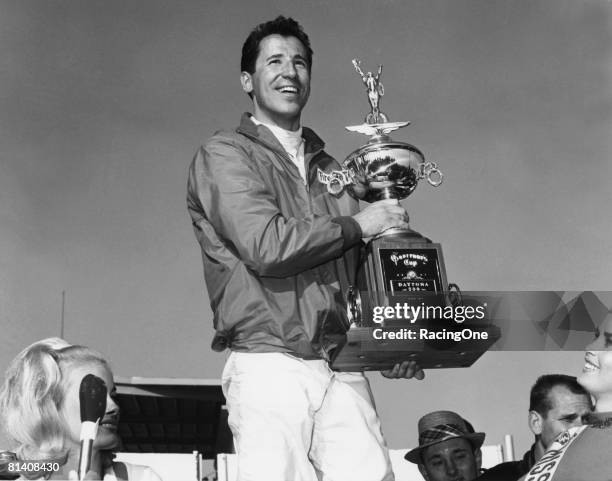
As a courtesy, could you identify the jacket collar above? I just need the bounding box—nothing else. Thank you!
[236,112,325,155]
[524,443,537,469]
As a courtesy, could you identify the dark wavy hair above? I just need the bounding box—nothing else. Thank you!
[240,16,313,74]
[529,374,592,415]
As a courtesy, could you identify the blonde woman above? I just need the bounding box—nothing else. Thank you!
[0,338,160,480]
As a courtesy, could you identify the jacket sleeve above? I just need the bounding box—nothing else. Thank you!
[187,138,361,278]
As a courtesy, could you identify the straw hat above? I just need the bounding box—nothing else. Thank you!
[404,410,485,464]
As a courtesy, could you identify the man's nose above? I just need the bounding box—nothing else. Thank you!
[282,62,297,78]
[571,417,584,428]
[445,459,459,475]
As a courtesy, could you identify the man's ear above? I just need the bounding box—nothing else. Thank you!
[418,464,429,481]
[474,448,482,471]
[240,71,253,94]
[529,410,543,435]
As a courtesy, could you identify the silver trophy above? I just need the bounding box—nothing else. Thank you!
[318,59,443,207]
[321,60,499,372]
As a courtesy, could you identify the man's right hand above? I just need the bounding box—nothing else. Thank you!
[352,199,410,238]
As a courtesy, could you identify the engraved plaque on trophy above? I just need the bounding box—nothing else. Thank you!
[318,60,499,371]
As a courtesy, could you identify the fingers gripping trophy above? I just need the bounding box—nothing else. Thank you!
[318,60,492,372]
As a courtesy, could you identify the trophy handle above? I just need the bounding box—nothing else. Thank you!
[317,168,355,196]
[346,285,362,328]
[420,161,444,187]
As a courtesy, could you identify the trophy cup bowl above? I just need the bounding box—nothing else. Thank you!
[344,139,428,203]
[318,130,443,209]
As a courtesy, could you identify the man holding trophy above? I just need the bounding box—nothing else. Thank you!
[187,15,426,481]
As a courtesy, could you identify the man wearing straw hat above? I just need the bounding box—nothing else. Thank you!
[405,410,485,481]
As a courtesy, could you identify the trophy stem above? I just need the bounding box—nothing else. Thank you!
[380,188,397,200]
[375,226,430,240]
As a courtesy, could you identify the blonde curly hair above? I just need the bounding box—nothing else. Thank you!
[0,338,112,472]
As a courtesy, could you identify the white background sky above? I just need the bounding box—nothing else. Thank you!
[1,0,611,456]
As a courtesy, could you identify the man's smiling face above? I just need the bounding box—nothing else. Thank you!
[241,34,310,131]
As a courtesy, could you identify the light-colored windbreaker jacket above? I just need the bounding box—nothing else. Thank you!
[187,114,362,359]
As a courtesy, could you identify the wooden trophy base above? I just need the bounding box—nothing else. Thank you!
[329,324,501,372]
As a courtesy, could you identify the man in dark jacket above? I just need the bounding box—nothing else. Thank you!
[476,374,591,481]
[187,16,423,481]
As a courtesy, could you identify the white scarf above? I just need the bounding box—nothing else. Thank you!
[250,116,306,182]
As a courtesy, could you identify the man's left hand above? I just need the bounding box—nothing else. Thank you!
[380,361,425,380]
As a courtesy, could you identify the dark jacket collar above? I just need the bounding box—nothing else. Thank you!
[236,112,325,155]
[524,443,537,469]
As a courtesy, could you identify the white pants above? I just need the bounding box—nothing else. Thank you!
[221,352,394,481]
